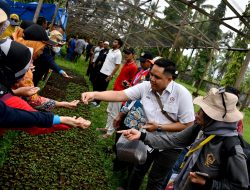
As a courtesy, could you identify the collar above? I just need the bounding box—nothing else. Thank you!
[150,80,174,95]
[165,80,174,94]
[125,60,135,65]
[111,48,120,52]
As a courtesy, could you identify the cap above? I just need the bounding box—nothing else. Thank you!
[23,24,57,46]
[104,41,109,45]
[123,47,135,54]
[139,51,153,62]
[0,9,7,23]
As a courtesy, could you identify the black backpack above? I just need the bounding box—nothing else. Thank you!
[221,135,250,189]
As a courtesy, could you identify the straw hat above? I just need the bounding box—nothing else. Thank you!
[193,88,243,122]
[0,8,7,23]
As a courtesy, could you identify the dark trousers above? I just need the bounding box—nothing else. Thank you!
[113,122,134,189]
[127,148,182,190]
[93,72,110,104]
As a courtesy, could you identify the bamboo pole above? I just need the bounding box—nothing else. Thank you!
[33,0,44,23]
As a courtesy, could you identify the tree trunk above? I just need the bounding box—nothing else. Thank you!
[33,0,44,23]
[240,88,250,111]
[234,50,250,89]
[193,49,214,96]
[184,48,195,73]
[50,0,63,30]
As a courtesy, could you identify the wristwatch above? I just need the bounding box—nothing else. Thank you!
[157,124,163,132]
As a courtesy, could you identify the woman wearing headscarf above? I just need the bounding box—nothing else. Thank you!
[12,24,77,112]
[0,38,90,135]
[118,88,249,190]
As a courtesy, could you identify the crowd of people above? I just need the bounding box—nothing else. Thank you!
[0,1,249,189]
[0,3,91,134]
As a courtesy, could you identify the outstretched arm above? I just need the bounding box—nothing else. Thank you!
[81,90,129,104]
[118,124,201,149]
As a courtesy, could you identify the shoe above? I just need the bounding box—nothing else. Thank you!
[91,101,97,105]
[96,128,107,132]
[93,104,100,108]
[91,101,100,108]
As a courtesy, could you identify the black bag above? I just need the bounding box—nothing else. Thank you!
[221,135,250,189]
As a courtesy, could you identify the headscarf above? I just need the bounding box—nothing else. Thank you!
[0,38,32,87]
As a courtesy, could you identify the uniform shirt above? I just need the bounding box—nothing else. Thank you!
[124,81,195,125]
[113,60,138,91]
[93,46,104,63]
[100,49,122,76]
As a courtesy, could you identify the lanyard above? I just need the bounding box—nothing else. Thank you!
[180,134,216,169]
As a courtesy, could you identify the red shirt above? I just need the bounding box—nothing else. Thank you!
[113,60,138,91]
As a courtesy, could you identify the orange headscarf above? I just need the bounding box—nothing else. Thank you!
[14,32,45,60]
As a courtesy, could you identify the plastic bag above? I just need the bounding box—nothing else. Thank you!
[116,134,147,165]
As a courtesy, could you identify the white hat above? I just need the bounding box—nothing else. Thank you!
[193,88,243,122]
[0,9,7,23]
[104,41,109,45]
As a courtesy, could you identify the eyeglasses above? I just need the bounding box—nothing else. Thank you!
[218,87,227,118]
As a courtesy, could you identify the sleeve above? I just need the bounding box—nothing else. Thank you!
[40,50,62,74]
[114,52,122,65]
[177,88,195,124]
[210,145,249,190]
[123,82,147,101]
[47,55,62,74]
[0,101,54,128]
[143,124,201,149]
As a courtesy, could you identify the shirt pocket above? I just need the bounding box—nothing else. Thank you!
[163,103,178,114]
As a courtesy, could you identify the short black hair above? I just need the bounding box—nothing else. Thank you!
[37,16,47,26]
[225,86,240,98]
[115,38,123,48]
[154,58,178,79]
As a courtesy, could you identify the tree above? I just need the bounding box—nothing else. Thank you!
[192,1,226,95]
[221,3,250,88]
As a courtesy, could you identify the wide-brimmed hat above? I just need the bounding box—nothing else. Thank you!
[24,24,57,46]
[0,8,7,23]
[193,88,243,122]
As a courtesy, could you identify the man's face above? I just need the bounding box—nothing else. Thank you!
[140,60,151,70]
[99,41,104,47]
[150,64,172,92]
[124,52,133,61]
[195,109,205,127]
[112,40,119,48]
[104,44,109,49]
